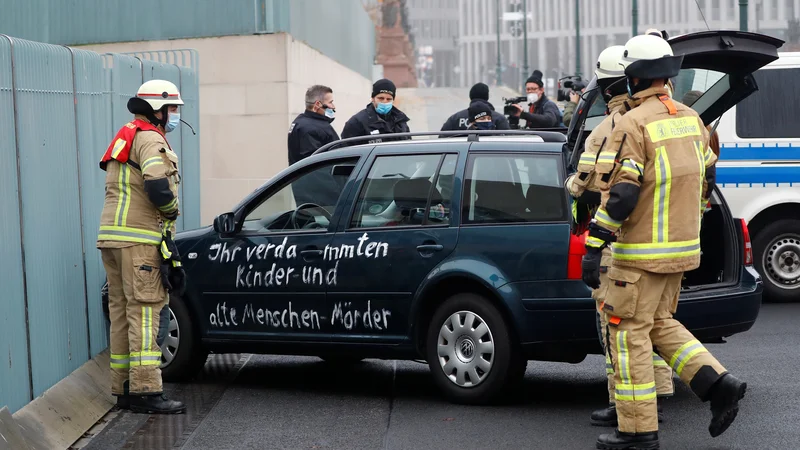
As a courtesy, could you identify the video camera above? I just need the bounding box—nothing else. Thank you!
[502,96,528,129]
[557,75,587,102]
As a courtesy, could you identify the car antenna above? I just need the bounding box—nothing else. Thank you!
[694,0,712,31]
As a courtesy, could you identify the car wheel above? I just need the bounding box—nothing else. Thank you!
[160,294,209,381]
[753,219,800,303]
[426,293,525,405]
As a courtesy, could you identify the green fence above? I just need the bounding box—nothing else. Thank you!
[0,35,201,414]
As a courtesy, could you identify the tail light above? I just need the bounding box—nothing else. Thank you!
[568,231,588,279]
[740,218,753,266]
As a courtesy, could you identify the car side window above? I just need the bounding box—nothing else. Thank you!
[241,158,358,233]
[350,153,457,229]
[462,153,566,224]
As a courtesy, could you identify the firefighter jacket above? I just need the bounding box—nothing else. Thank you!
[588,86,718,274]
[97,115,181,249]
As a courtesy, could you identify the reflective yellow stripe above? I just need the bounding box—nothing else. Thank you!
[110,353,130,369]
[579,153,597,165]
[158,196,178,212]
[606,352,614,374]
[99,225,162,245]
[571,199,578,221]
[597,150,616,164]
[612,239,700,260]
[615,381,657,401]
[595,207,622,229]
[142,156,163,172]
[669,339,708,376]
[653,146,672,243]
[652,353,669,367]
[645,116,702,143]
[586,236,605,248]
[110,138,127,159]
[160,241,172,260]
[617,330,631,385]
[130,350,161,366]
[620,159,643,177]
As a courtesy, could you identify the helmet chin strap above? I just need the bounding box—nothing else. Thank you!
[627,77,654,97]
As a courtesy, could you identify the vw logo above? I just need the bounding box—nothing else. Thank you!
[460,339,475,359]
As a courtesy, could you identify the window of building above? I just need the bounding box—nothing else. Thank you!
[462,154,566,225]
[736,68,800,138]
[350,154,457,229]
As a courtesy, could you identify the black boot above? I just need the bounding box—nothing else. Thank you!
[114,380,130,410]
[708,373,747,437]
[129,393,186,415]
[597,430,659,449]
[591,404,617,427]
[591,404,664,427]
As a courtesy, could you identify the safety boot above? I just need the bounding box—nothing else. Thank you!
[708,373,747,437]
[590,403,664,427]
[596,430,659,449]
[129,393,186,415]
[114,380,130,410]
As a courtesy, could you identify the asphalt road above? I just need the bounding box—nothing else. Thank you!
[80,303,800,450]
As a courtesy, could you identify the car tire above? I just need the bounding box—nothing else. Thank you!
[160,294,209,382]
[753,219,800,303]
[426,293,525,405]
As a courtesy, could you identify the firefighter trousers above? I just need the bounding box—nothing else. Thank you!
[101,245,168,396]
[603,265,728,434]
[593,249,674,404]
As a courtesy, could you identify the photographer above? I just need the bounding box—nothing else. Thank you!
[562,90,582,127]
[510,70,561,129]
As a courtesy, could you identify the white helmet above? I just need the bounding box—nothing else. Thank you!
[135,79,184,111]
[595,45,626,80]
[620,34,682,80]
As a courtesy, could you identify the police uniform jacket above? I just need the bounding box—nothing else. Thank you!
[288,110,340,165]
[341,103,411,143]
[440,99,511,131]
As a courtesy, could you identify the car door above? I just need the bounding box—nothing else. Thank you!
[567,30,783,170]
[322,145,462,343]
[195,155,362,341]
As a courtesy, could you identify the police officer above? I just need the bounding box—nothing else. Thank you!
[509,70,562,128]
[466,101,496,130]
[97,79,187,414]
[565,45,675,429]
[342,78,410,143]
[582,35,746,448]
[440,82,510,131]
[288,84,340,165]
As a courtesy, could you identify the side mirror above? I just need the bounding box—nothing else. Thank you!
[331,164,355,177]
[213,212,237,234]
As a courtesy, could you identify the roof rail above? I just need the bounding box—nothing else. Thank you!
[311,129,567,156]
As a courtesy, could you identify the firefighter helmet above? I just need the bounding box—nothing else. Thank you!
[595,45,626,80]
[620,34,683,80]
[135,79,184,111]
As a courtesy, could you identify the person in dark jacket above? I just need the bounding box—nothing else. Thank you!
[341,78,410,144]
[510,70,562,128]
[288,84,339,165]
[440,82,510,132]
[467,101,496,130]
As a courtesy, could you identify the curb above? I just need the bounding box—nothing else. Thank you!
[0,351,114,450]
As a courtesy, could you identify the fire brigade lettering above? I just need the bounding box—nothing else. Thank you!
[645,117,702,143]
[208,301,392,332]
[206,232,389,289]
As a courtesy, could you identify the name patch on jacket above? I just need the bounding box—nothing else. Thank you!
[645,117,701,143]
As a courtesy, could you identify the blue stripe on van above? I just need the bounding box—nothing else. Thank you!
[717,166,800,186]
[719,143,800,161]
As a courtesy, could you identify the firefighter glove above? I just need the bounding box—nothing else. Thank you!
[168,266,187,297]
[582,247,603,290]
[159,262,173,292]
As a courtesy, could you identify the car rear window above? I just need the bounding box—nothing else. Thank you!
[462,153,566,225]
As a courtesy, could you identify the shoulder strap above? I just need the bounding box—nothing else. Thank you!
[657,94,677,115]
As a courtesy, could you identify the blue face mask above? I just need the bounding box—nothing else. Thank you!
[375,101,393,115]
[475,121,495,130]
[165,112,180,133]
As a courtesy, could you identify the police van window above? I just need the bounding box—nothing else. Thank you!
[240,158,358,233]
[735,68,800,139]
[462,154,566,225]
[350,154,455,229]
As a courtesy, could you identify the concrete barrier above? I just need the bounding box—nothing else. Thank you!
[0,351,113,450]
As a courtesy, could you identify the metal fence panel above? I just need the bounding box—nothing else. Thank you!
[11,37,89,397]
[177,63,201,230]
[70,47,112,356]
[0,35,33,414]
[106,54,143,132]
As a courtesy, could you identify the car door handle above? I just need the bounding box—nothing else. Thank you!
[416,244,443,252]
[300,249,323,260]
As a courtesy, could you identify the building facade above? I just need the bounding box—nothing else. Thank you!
[408,0,461,87]
[458,0,796,93]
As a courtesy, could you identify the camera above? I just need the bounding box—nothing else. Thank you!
[557,75,587,102]
[502,96,528,129]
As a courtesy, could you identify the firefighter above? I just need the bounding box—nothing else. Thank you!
[582,35,746,448]
[564,45,675,428]
[97,79,187,414]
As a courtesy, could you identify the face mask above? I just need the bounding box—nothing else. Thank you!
[626,79,634,98]
[527,93,539,103]
[375,101,393,115]
[165,112,180,133]
[475,121,495,130]
[324,107,336,120]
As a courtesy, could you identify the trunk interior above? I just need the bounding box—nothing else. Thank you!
[681,189,739,290]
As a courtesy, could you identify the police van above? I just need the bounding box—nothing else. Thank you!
[714,51,800,303]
